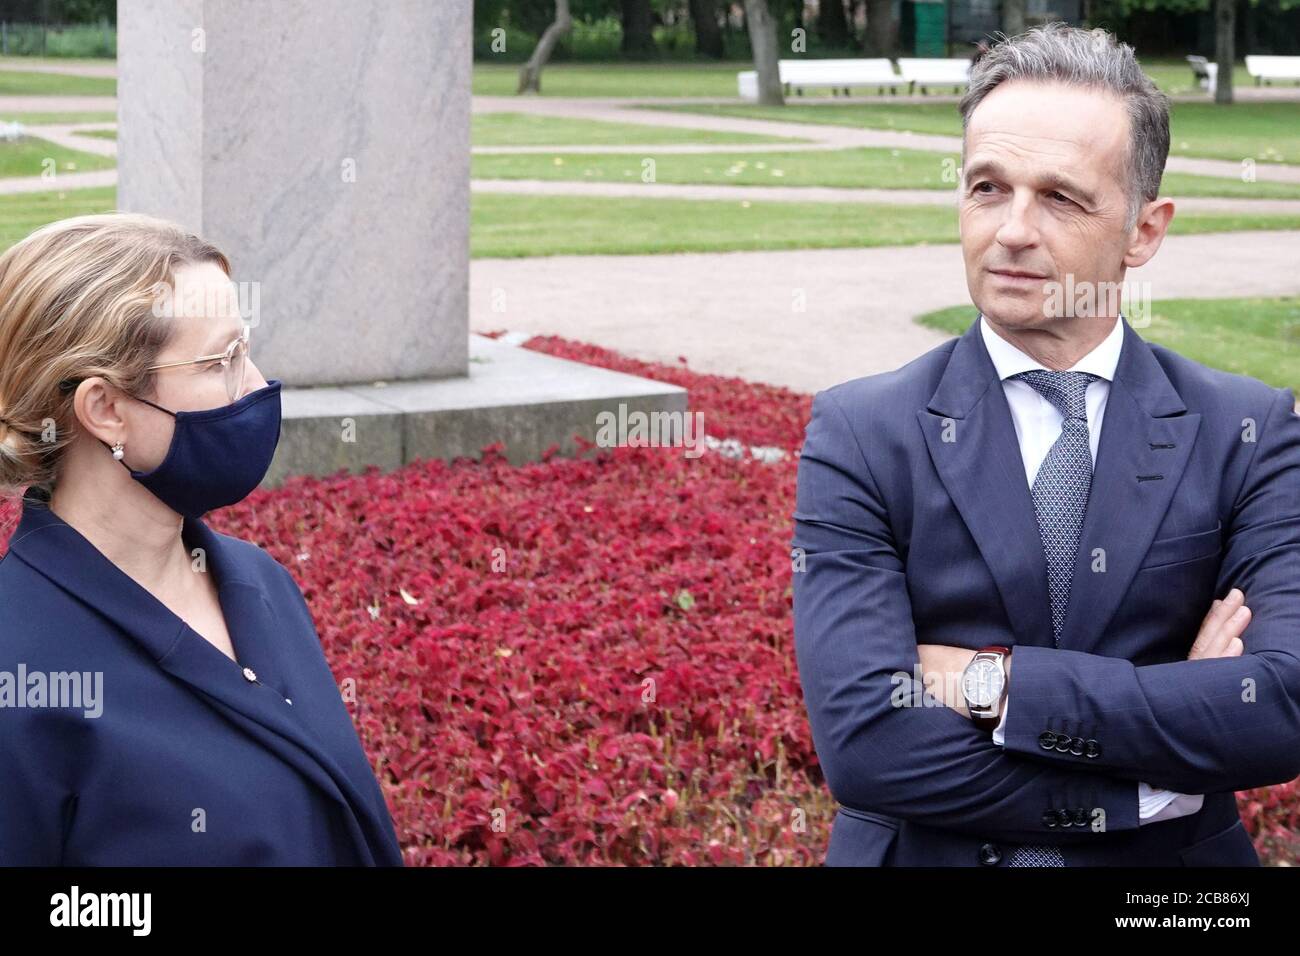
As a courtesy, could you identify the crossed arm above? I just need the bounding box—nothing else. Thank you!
[917,589,1249,722]
[984,387,1300,796]
[792,386,1300,843]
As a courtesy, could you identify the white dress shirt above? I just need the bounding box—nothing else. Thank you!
[978,312,1204,825]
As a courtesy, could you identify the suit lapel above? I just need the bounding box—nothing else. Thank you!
[5,488,398,864]
[918,320,1055,649]
[1058,319,1201,655]
[919,316,1200,654]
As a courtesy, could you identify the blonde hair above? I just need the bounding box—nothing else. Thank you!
[0,212,231,503]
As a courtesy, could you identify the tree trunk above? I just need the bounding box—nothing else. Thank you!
[620,0,657,58]
[517,0,573,94]
[689,0,725,59]
[1214,0,1234,105]
[1001,0,1025,39]
[818,0,852,50]
[864,0,895,57]
[745,0,785,105]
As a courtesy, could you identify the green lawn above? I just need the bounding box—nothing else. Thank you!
[0,55,1266,101]
[0,56,115,70]
[1161,172,1300,200]
[471,111,799,146]
[74,128,116,140]
[470,57,1253,99]
[645,100,1300,165]
[473,147,1300,199]
[1163,102,1300,164]
[1140,58,1256,96]
[473,61,746,97]
[0,186,117,249]
[7,128,1292,201]
[916,296,1300,392]
[0,111,117,125]
[0,135,115,178]
[0,70,115,96]
[471,192,963,255]
[641,102,967,136]
[472,146,961,189]
[469,193,1300,257]
[6,186,1299,260]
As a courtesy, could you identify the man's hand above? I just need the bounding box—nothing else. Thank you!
[1188,587,1249,660]
[916,644,979,717]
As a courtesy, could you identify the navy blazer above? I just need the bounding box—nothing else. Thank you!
[792,315,1300,866]
[0,485,404,866]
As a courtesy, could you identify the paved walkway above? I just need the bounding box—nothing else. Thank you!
[0,58,116,78]
[473,95,1300,184]
[15,121,116,156]
[0,95,115,112]
[472,178,1300,215]
[10,159,1293,217]
[470,229,1300,394]
[0,168,114,194]
[2,72,1296,396]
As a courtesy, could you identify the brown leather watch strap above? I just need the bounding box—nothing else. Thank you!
[969,646,1010,732]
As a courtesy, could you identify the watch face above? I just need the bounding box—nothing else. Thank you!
[962,658,1005,707]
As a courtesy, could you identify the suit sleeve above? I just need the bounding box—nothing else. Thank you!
[0,708,73,865]
[994,692,1203,823]
[1001,386,1300,794]
[792,388,1141,843]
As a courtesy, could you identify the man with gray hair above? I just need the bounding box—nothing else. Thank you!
[792,22,1300,866]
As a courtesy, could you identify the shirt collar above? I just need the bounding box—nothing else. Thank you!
[979,312,1124,383]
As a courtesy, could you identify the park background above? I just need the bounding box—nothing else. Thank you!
[0,0,1296,864]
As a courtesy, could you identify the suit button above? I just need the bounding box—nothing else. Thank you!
[1069,737,1084,756]
[1038,731,1058,750]
[1055,734,1075,753]
[978,843,1002,865]
[285,697,293,705]
[1073,807,1090,827]
[1084,738,1102,758]
[1042,809,1060,828]
[242,666,258,683]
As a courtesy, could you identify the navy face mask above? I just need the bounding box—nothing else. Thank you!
[106,379,283,519]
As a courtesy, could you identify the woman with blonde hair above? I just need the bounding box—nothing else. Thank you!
[0,212,403,866]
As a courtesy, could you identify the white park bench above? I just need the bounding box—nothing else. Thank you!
[737,58,907,100]
[1245,55,1300,85]
[1185,55,1219,94]
[896,58,971,94]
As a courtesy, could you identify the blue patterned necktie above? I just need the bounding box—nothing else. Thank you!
[1005,368,1100,867]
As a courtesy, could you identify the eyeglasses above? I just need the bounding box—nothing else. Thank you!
[144,323,251,403]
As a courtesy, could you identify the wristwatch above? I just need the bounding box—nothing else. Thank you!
[961,645,1010,733]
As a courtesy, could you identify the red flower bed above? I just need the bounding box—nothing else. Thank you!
[218,438,819,865]
[503,331,813,453]
[1,334,1295,865]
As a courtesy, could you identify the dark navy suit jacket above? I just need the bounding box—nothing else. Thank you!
[0,485,404,866]
[792,315,1300,866]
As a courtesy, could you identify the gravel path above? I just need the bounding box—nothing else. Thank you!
[1,75,1294,399]
[472,95,1300,183]
[472,178,1300,215]
[470,230,1300,394]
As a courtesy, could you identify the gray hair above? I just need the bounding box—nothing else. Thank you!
[958,21,1170,231]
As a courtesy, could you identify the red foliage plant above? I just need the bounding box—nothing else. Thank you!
[0,335,1293,866]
